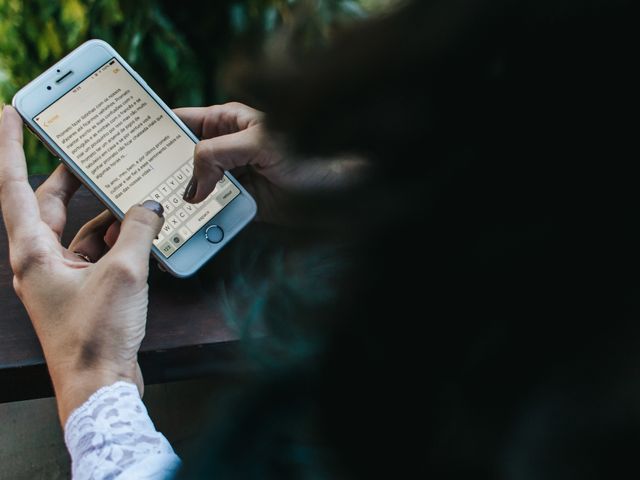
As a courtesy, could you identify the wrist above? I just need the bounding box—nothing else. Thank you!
[48,359,142,426]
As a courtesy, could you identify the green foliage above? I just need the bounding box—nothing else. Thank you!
[0,0,392,174]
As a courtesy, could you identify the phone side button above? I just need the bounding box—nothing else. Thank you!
[25,124,59,157]
[204,225,224,244]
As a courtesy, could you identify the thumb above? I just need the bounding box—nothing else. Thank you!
[0,105,27,189]
[106,200,164,271]
[0,105,24,146]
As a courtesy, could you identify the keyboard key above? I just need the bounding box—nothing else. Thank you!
[181,164,193,176]
[176,208,188,221]
[215,184,239,207]
[159,183,171,196]
[167,178,179,190]
[174,171,186,183]
[162,201,174,213]
[158,240,175,256]
[183,203,195,214]
[168,215,180,228]
[161,222,174,235]
[179,226,192,238]
[151,190,163,202]
[169,194,181,207]
[169,232,184,247]
[187,207,214,233]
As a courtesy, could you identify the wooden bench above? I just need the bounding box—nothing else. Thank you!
[0,175,265,403]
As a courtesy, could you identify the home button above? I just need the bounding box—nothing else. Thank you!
[204,225,224,244]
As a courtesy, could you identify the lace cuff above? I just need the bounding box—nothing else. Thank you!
[64,381,181,479]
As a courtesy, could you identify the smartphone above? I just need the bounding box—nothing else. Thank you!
[12,39,256,277]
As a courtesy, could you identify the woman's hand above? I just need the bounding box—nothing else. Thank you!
[0,106,164,425]
[175,102,367,224]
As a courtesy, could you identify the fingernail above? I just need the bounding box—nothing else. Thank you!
[183,177,197,201]
[141,199,164,217]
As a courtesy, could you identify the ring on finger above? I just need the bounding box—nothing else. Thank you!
[73,251,93,263]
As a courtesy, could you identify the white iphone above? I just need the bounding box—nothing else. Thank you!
[12,39,257,277]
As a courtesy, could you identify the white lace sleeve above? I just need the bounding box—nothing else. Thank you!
[64,381,181,480]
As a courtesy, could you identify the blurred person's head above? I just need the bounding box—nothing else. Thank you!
[182,0,640,478]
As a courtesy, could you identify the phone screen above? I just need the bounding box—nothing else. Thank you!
[33,58,240,257]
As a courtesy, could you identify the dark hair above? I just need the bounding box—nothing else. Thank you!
[181,0,640,478]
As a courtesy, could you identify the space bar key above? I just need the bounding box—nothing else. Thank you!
[187,208,214,232]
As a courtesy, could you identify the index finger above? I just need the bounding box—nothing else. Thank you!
[173,107,208,137]
[173,103,263,139]
[0,106,40,243]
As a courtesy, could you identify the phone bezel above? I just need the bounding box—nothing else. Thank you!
[12,39,257,278]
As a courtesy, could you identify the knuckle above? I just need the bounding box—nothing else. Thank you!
[194,143,218,171]
[108,257,144,284]
[193,141,207,161]
[10,245,48,279]
[227,101,263,120]
[12,275,23,298]
[204,104,223,122]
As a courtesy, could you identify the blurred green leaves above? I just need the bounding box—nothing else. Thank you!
[0,0,394,174]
